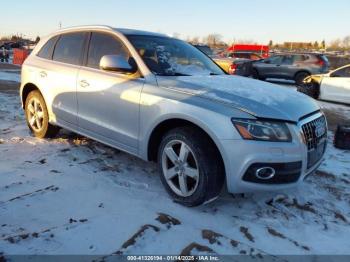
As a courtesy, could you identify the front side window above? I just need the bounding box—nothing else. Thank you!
[87,32,129,69]
[37,36,58,59]
[128,35,224,76]
[52,32,86,65]
[266,55,283,64]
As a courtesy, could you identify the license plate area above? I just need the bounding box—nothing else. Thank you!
[307,139,326,169]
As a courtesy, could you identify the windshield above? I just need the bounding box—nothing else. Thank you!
[127,35,224,76]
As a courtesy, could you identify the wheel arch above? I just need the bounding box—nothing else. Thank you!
[21,83,41,109]
[147,118,226,176]
[294,70,311,79]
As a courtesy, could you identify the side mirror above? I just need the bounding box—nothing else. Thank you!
[100,55,137,74]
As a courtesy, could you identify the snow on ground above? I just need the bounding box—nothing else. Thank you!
[0,72,350,258]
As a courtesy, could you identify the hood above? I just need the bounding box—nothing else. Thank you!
[156,75,320,122]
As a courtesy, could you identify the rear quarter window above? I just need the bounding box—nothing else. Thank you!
[37,36,59,60]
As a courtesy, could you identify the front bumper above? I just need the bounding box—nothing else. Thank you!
[220,112,326,193]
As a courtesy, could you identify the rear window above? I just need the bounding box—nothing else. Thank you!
[319,55,329,63]
[234,53,250,59]
[52,32,86,65]
[37,36,58,59]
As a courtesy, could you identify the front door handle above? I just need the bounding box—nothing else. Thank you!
[80,80,90,88]
[39,71,47,78]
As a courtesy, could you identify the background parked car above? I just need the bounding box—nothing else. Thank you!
[252,53,330,85]
[227,51,263,60]
[193,44,251,76]
[211,55,250,75]
[298,64,350,104]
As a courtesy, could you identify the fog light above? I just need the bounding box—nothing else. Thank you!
[255,167,275,180]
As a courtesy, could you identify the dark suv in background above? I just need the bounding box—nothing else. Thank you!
[252,53,329,85]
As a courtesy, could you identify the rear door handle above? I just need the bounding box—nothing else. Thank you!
[80,80,90,88]
[39,71,47,78]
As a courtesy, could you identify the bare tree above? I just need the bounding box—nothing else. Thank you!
[328,38,342,50]
[187,36,200,45]
[343,36,350,48]
[206,34,222,48]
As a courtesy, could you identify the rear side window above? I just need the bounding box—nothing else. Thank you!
[53,32,86,65]
[37,36,58,59]
[293,55,308,62]
[87,32,128,69]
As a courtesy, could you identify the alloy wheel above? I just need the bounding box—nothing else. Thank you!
[161,140,200,197]
[27,98,45,132]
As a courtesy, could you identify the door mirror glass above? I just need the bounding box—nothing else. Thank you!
[100,55,137,74]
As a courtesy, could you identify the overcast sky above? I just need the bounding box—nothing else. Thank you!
[1,0,349,44]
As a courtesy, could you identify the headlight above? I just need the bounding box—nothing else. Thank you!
[231,118,292,142]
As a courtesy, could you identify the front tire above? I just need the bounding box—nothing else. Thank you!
[297,82,320,99]
[157,127,225,206]
[25,90,59,138]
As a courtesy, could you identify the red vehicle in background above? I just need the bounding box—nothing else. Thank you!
[213,44,270,75]
[227,44,270,58]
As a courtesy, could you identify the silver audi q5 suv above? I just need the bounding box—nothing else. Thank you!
[21,26,327,206]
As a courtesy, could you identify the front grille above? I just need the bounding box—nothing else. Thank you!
[301,115,327,168]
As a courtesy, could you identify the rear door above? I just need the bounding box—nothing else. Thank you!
[77,32,144,154]
[37,32,87,128]
[320,66,350,104]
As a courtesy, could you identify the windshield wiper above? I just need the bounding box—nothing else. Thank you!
[155,72,191,76]
[172,72,191,76]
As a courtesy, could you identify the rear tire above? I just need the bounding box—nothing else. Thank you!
[157,127,225,207]
[295,71,310,86]
[25,90,59,138]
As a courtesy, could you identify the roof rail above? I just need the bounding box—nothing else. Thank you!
[55,25,115,33]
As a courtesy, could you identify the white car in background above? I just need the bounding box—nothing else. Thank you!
[299,64,350,104]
